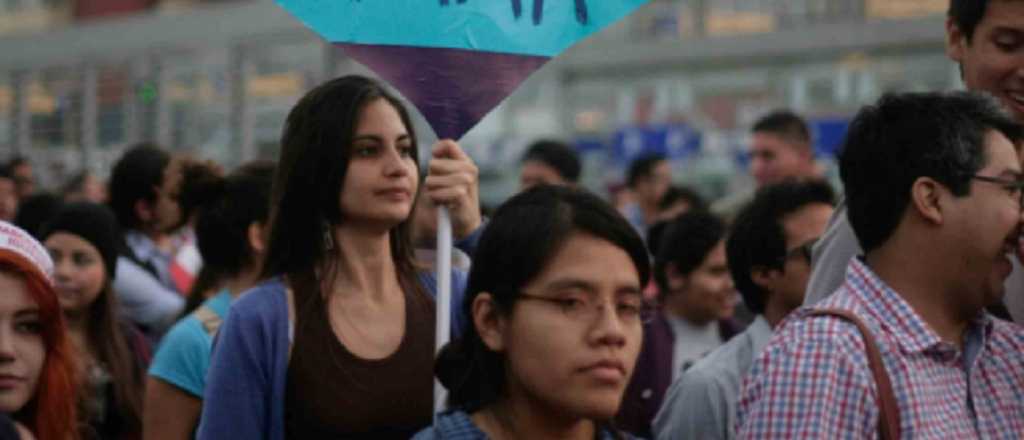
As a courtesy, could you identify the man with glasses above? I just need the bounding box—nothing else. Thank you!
[617,210,740,438]
[805,0,1024,322]
[738,92,1024,438]
[654,179,834,440]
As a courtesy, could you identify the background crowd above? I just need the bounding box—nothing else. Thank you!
[2,1,1024,439]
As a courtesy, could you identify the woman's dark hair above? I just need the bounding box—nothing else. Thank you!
[180,160,276,314]
[39,204,144,437]
[653,210,726,298]
[174,159,223,232]
[61,171,91,199]
[436,185,649,414]
[626,154,666,188]
[260,75,422,308]
[108,143,170,230]
[520,139,581,183]
[13,193,62,239]
[658,185,706,213]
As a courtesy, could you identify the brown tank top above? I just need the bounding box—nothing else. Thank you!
[284,281,436,439]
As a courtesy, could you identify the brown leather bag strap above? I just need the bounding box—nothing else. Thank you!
[810,308,901,440]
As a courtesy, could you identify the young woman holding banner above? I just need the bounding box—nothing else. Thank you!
[416,185,648,440]
[196,75,482,440]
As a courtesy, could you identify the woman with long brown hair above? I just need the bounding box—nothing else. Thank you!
[197,75,482,440]
[0,221,79,440]
[40,203,151,440]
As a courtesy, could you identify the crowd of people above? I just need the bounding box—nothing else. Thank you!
[1,1,1024,439]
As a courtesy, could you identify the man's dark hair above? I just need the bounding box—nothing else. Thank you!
[108,143,171,231]
[752,110,811,147]
[658,185,707,213]
[653,210,726,296]
[521,140,582,183]
[5,155,28,171]
[949,0,990,43]
[726,179,835,314]
[627,153,667,188]
[839,91,1023,253]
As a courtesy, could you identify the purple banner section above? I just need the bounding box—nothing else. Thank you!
[337,43,550,140]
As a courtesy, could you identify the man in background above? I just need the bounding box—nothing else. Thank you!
[713,111,820,218]
[518,139,581,191]
[654,179,834,439]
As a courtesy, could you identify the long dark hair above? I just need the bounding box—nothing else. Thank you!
[436,185,649,414]
[179,161,276,315]
[261,75,422,307]
[39,203,143,437]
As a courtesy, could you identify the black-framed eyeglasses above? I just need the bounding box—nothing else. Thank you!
[518,292,655,325]
[781,238,818,265]
[971,174,1024,209]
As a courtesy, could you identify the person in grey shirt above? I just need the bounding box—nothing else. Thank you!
[108,145,187,337]
[805,0,1024,322]
[655,179,835,440]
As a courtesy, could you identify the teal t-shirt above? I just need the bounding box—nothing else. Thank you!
[148,290,233,398]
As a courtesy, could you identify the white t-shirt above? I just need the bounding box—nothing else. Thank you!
[665,314,722,381]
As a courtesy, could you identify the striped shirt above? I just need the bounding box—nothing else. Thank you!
[737,257,1024,438]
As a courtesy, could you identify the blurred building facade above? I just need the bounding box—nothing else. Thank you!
[0,0,954,202]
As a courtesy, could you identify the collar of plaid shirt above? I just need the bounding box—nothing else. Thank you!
[842,257,994,356]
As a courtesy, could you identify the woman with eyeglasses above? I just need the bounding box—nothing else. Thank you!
[196,75,482,440]
[416,185,649,440]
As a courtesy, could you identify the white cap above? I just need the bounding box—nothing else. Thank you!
[0,221,54,285]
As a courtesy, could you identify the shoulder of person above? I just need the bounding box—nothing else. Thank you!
[985,318,1024,354]
[411,410,482,440]
[225,278,288,323]
[152,311,209,361]
[683,332,749,384]
[417,268,469,296]
[766,304,877,366]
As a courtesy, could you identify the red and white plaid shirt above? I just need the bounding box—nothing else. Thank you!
[737,257,1024,439]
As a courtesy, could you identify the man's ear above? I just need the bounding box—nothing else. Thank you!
[946,17,967,64]
[472,292,506,352]
[910,177,945,225]
[750,266,779,291]
[665,263,688,292]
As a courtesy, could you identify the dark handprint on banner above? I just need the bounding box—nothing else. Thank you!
[444,0,589,25]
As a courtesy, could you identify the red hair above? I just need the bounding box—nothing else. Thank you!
[0,249,79,440]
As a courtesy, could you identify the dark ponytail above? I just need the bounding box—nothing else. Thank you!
[179,160,276,312]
